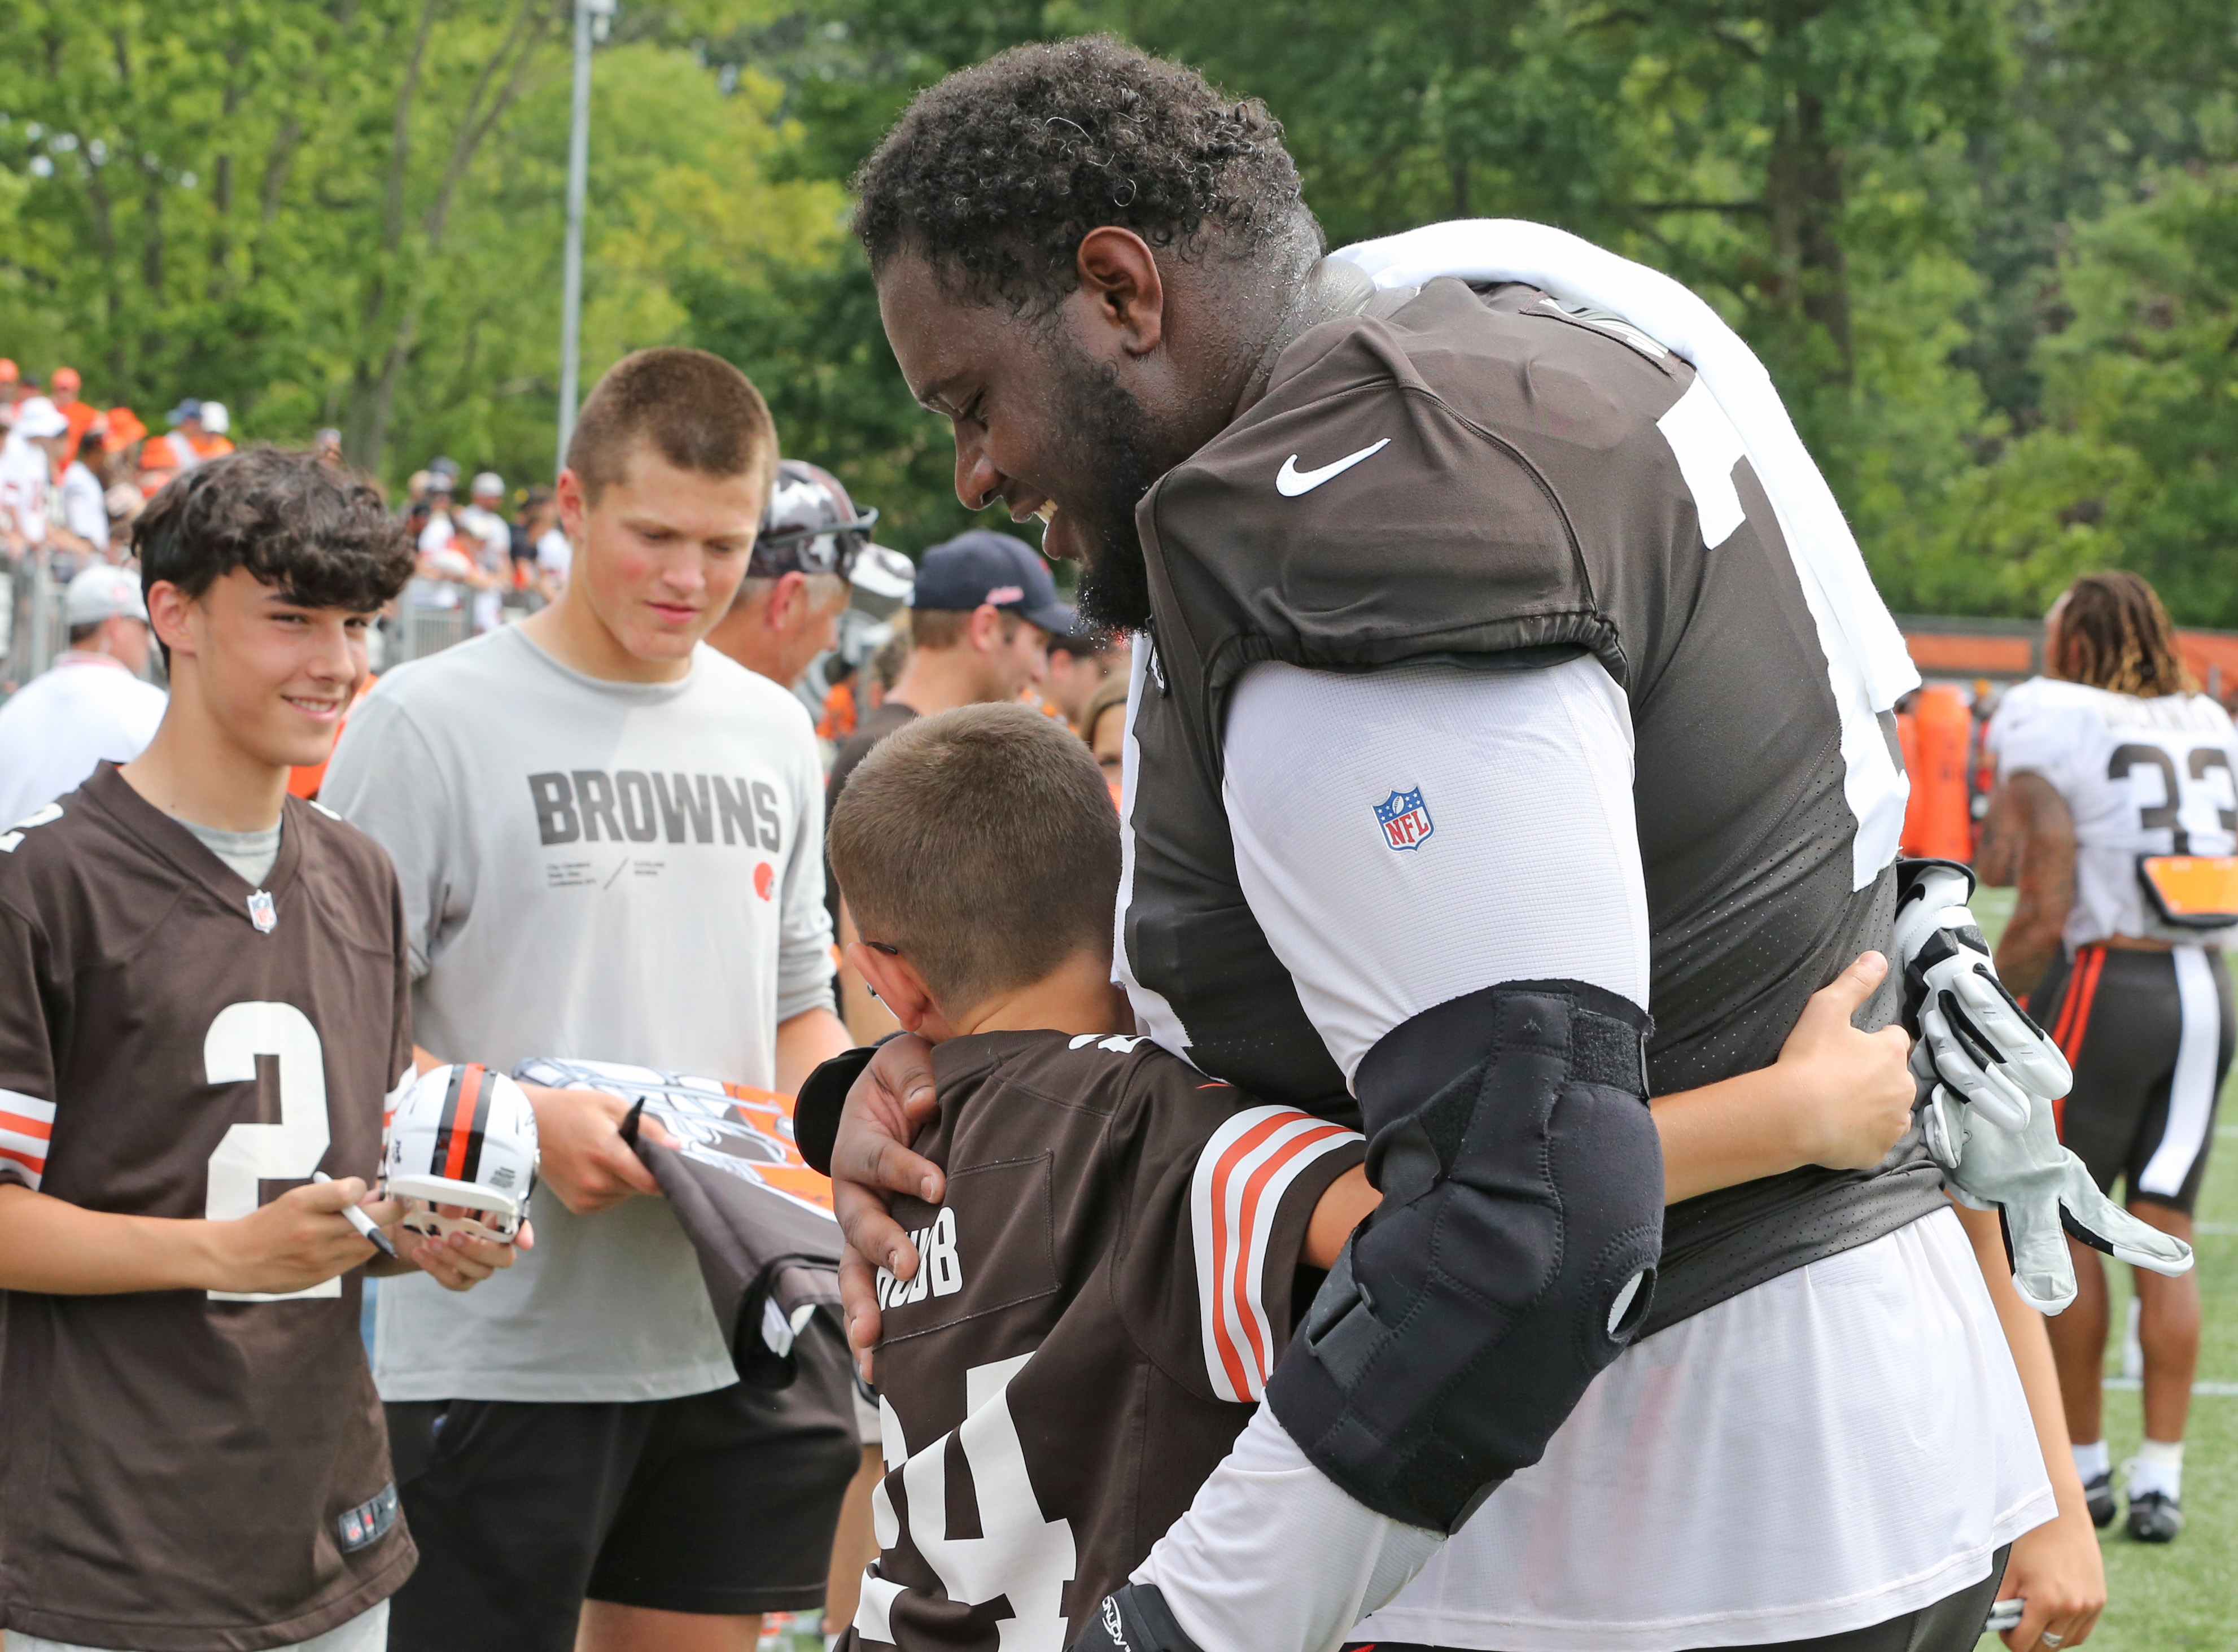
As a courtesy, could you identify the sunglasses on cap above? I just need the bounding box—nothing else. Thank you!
[752,504,880,580]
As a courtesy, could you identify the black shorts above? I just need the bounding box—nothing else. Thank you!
[2031,943,2232,1217]
[384,1319,861,1652]
[1342,1544,2009,1652]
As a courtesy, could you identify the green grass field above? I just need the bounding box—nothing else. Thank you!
[1969,889,2237,1649]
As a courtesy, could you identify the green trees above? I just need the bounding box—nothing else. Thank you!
[3,0,2232,604]
[0,0,841,493]
[1916,166,2238,623]
[695,0,2238,587]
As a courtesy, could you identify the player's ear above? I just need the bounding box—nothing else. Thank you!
[1073,226,1165,357]
[847,940,937,1033]
[144,579,201,662]
[556,467,589,543]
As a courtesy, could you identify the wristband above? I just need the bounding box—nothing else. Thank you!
[794,1035,907,1174]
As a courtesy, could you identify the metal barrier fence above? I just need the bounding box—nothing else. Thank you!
[0,553,73,693]
[384,587,539,667]
[386,597,474,667]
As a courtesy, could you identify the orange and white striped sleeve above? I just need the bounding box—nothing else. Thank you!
[0,1088,55,1191]
[1188,1105,1363,1403]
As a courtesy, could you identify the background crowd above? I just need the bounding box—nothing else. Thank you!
[0,0,2234,622]
[2,2,2235,1642]
[0,367,1129,858]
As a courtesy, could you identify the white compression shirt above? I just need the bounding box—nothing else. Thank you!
[1125,657,2050,1652]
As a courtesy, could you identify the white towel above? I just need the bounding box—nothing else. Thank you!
[1334,220,1918,889]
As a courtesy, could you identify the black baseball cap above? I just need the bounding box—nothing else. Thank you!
[910,530,1074,635]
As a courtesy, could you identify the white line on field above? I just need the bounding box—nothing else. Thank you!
[2196,1222,2238,1235]
[2102,1378,2238,1396]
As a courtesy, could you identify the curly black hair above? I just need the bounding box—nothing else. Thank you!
[134,446,414,625]
[851,36,1321,313]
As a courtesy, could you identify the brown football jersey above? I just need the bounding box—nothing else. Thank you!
[842,1030,1363,1652]
[0,764,416,1650]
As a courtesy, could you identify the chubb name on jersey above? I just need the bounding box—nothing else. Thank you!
[877,1205,963,1309]
[527,769,786,850]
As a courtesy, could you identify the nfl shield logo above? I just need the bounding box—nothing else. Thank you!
[247,889,278,933]
[1374,788,1435,850]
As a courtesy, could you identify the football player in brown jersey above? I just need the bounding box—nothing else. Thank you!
[813,703,1982,1652]
[0,448,521,1652]
[809,39,2106,1652]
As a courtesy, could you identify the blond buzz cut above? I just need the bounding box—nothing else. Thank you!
[565,347,779,505]
[828,702,1121,1016]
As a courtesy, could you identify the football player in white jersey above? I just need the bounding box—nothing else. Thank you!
[1983,570,2238,1544]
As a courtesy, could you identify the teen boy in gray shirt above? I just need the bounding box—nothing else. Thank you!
[321,349,859,1652]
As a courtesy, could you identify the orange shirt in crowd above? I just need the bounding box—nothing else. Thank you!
[818,678,859,744]
[58,400,102,467]
[142,431,235,472]
[288,678,375,799]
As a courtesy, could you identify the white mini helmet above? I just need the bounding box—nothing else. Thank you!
[383,1064,539,1243]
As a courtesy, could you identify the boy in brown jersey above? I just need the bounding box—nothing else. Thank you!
[821,703,1378,1652]
[0,450,520,1652]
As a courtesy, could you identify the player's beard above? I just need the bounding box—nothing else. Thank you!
[1044,330,1160,633]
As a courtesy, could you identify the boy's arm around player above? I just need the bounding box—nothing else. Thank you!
[832,952,1916,1366]
[841,934,1377,1382]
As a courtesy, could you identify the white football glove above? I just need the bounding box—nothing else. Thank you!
[1920,1085,2194,1314]
[1893,860,2069,1133]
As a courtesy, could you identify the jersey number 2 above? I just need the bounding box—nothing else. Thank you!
[2109,744,2237,854]
[204,1002,336,1303]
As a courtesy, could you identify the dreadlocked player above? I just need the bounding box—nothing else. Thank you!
[1983,571,2238,1544]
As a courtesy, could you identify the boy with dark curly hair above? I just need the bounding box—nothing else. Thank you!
[0,448,521,1652]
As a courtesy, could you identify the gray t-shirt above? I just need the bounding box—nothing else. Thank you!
[177,816,282,888]
[321,626,837,1402]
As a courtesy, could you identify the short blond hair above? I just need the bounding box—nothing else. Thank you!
[829,702,1120,1013]
[566,347,777,505]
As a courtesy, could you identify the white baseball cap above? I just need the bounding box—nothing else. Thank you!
[471,470,504,498]
[12,396,68,440]
[65,564,148,627]
[196,400,230,435]
[850,543,916,602]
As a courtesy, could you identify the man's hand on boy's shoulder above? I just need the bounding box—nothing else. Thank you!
[517,1079,666,1214]
[830,1033,946,1262]
[829,1032,947,1379]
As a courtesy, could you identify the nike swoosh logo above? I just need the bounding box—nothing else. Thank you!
[1275,437,1391,497]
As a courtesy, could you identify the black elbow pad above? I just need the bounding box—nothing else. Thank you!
[1265,980,1664,1534]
